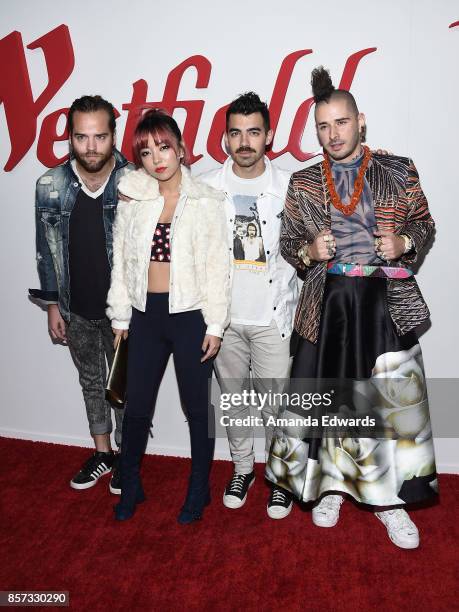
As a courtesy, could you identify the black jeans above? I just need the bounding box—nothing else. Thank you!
[124,293,214,479]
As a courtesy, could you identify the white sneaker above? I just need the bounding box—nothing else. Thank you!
[312,494,344,527]
[375,509,420,549]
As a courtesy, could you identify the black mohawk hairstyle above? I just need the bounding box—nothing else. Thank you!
[311,66,335,103]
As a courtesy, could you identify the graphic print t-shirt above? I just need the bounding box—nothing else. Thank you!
[227,164,272,326]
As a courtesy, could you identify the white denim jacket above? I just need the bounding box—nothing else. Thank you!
[200,156,298,339]
[106,166,230,337]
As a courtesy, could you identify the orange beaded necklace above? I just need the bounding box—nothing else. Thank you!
[323,145,372,216]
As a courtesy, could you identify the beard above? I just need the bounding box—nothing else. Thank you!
[72,148,113,173]
[325,131,361,162]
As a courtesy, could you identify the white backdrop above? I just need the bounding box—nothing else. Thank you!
[1,0,458,471]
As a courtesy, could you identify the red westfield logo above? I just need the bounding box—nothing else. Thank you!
[0,24,379,171]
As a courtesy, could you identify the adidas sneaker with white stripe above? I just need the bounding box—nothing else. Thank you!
[70,451,114,490]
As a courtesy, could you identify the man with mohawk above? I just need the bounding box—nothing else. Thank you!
[266,66,437,549]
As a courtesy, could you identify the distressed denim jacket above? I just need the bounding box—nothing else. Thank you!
[29,148,133,321]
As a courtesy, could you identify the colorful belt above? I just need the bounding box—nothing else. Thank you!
[327,262,413,279]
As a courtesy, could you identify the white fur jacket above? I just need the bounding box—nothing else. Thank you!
[106,166,230,337]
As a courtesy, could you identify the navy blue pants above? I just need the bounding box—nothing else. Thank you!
[124,293,214,478]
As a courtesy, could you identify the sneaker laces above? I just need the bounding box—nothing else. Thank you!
[80,453,101,472]
[317,495,344,513]
[322,494,344,510]
[271,488,289,504]
[228,473,248,494]
[80,452,110,476]
[377,509,416,534]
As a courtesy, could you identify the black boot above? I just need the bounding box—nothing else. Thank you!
[114,415,150,521]
[177,474,211,524]
[178,431,215,524]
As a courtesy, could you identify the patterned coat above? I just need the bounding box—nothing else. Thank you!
[281,153,435,343]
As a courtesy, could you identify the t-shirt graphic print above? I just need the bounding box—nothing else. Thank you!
[233,195,266,272]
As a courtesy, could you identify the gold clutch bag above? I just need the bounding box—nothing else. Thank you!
[106,335,128,405]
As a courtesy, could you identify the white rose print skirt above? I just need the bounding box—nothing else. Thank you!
[266,274,438,507]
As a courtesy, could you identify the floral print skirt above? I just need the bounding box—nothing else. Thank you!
[265,274,438,507]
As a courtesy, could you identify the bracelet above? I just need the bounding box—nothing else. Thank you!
[401,234,413,254]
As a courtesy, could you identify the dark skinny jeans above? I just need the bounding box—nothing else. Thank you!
[123,293,214,485]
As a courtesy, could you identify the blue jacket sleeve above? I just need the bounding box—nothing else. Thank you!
[28,179,59,304]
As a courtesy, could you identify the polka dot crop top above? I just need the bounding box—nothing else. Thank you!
[150,223,171,262]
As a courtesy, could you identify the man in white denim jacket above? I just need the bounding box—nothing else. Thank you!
[200,92,298,519]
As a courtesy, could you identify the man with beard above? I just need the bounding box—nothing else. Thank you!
[266,67,437,548]
[201,92,298,519]
[30,95,133,494]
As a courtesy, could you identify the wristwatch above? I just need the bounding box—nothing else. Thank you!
[401,234,414,254]
[298,243,312,267]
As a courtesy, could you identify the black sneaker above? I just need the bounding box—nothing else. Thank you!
[70,451,114,490]
[267,485,293,519]
[109,454,121,495]
[223,471,255,508]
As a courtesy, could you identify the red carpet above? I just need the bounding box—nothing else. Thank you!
[0,437,458,612]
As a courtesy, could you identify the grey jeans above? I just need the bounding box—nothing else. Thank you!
[66,312,123,447]
[214,320,291,474]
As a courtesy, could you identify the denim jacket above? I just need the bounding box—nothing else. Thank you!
[29,148,133,321]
